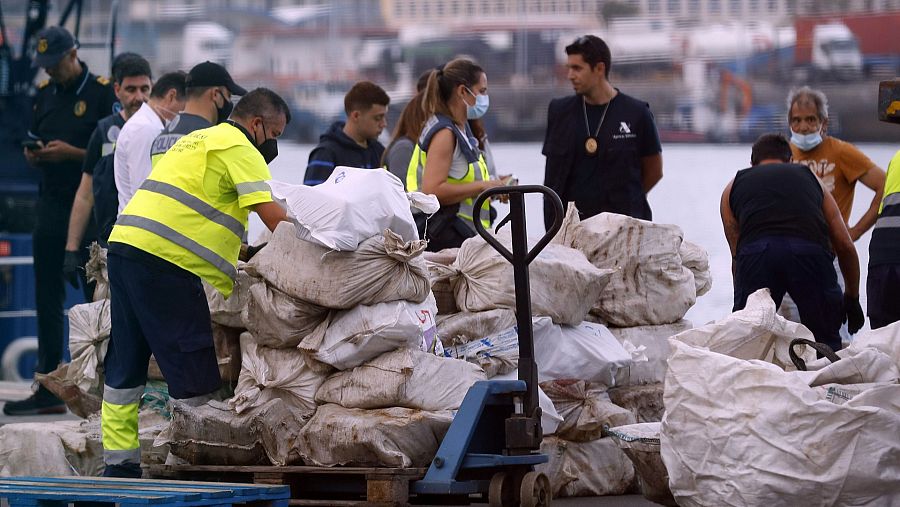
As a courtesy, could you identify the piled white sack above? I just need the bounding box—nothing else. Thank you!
[245,222,430,309]
[538,437,636,497]
[242,278,328,348]
[444,317,634,386]
[0,410,167,476]
[296,404,453,468]
[661,307,900,506]
[65,300,111,394]
[204,267,253,328]
[159,399,305,466]
[608,422,676,507]
[299,295,440,371]
[316,347,484,411]
[230,333,325,416]
[431,232,613,325]
[607,320,693,385]
[540,379,635,442]
[85,242,109,301]
[436,309,517,347]
[268,166,438,251]
[555,205,709,327]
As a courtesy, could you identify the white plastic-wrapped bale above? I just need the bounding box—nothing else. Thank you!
[229,333,325,416]
[315,347,486,411]
[297,404,453,467]
[245,223,430,309]
[268,167,436,251]
[241,278,328,348]
[162,399,305,466]
[538,436,636,497]
[436,309,517,347]
[66,300,111,394]
[437,233,613,325]
[541,380,636,441]
[570,212,696,327]
[205,267,252,328]
[607,320,693,385]
[299,295,438,371]
[85,242,108,301]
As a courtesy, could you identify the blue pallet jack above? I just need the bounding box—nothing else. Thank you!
[413,185,564,507]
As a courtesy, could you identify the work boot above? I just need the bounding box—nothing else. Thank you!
[2,385,66,416]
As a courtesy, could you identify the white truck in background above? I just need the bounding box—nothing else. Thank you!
[811,23,863,81]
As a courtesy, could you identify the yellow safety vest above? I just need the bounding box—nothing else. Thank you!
[108,123,272,297]
[406,114,491,229]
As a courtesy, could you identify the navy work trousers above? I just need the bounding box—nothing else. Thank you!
[105,251,221,399]
[733,236,844,352]
[34,197,93,374]
[867,264,900,330]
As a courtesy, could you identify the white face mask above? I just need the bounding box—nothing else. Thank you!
[790,129,823,151]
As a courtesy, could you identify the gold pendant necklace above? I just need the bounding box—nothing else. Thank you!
[582,96,611,157]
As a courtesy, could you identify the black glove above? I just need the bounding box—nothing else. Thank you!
[240,242,268,262]
[62,250,81,289]
[844,294,864,335]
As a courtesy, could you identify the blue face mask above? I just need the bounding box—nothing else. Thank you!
[465,88,490,119]
[791,129,823,151]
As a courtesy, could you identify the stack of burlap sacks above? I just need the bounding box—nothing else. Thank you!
[162,168,490,468]
[428,204,711,499]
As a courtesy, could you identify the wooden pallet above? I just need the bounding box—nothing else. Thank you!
[0,476,290,507]
[149,465,429,507]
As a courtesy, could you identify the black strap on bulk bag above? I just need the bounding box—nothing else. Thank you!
[789,338,841,371]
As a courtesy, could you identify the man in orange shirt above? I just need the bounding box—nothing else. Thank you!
[787,86,886,240]
[782,86,886,342]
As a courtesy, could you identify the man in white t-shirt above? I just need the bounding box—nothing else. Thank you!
[114,71,186,211]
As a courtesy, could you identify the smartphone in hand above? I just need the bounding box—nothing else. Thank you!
[22,139,43,151]
[502,175,519,186]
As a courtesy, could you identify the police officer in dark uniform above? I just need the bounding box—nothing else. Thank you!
[5,26,116,415]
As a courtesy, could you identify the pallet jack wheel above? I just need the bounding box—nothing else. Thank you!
[488,472,518,507]
[519,471,552,507]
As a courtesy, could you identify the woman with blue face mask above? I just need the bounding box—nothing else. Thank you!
[405,58,509,251]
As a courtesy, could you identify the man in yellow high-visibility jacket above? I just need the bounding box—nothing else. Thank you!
[100,87,290,477]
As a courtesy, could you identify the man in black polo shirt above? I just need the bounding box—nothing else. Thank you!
[6,26,116,415]
[64,53,152,259]
[720,133,864,352]
[542,35,663,229]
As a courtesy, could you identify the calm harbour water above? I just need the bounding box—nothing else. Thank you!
[258,142,898,330]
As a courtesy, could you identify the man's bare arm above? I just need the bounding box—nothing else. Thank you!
[66,173,95,251]
[641,153,663,193]
[848,166,886,241]
[720,179,739,277]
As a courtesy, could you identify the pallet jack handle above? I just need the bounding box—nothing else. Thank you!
[472,185,564,429]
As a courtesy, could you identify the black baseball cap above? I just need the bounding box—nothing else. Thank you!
[186,61,247,96]
[32,26,78,69]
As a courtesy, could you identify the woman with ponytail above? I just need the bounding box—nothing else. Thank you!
[406,58,506,251]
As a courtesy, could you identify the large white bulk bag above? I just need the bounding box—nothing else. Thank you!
[661,338,900,507]
[671,288,815,370]
[315,347,486,411]
[541,379,635,442]
[245,222,430,309]
[538,436,635,497]
[436,309,517,347]
[269,168,438,251]
[607,320,693,385]
[300,294,438,371]
[204,267,252,328]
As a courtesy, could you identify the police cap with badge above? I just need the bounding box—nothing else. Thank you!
[32,26,78,69]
